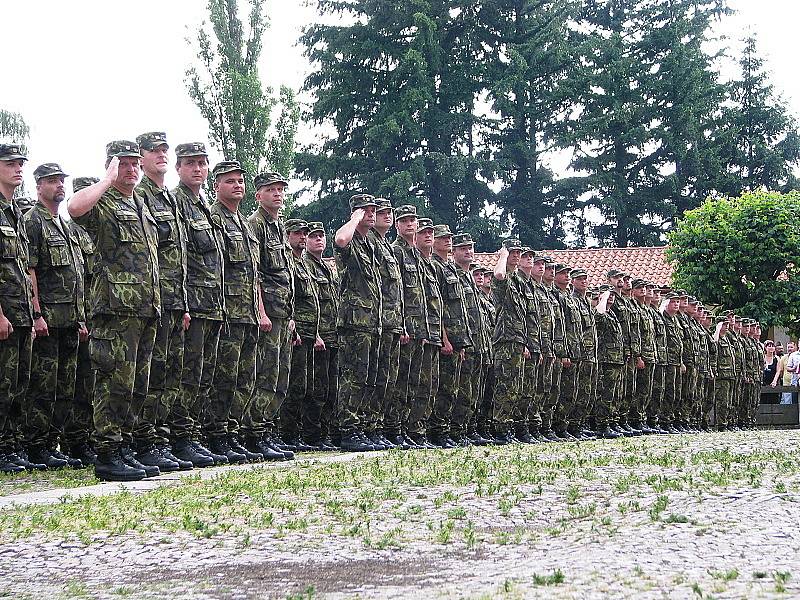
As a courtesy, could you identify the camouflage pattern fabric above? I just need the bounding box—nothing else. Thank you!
[309,346,339,443]
[391,237,429,340]
[0,330,33,452]
[385,338,424,437]
[429,350,463,437]
[142,310,185,446]
[334,231,382,334]
[0,193,34,329]
[491,342,525,435]
[405,342,439,436]
[178,318,222,440]
[247,317,292,441]
[63,336,93,450]
[366,330,400,435]
[280,339,314,440]
[337,329,380,437]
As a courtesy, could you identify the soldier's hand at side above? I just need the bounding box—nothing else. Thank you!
[78,323,89,342]
[34,316,49,338]
[104,157,119,185]
[680,363,686,374]
[258,312,271,332]
[31,326,36,340]
[524,347,531,360]
[400,330,410,345]
[636,357,645,370]
[0,315,12,340]
[293,333,302,346]
[314,335,326,351]
[562,357,572,368]
[441,339,453,356]
[183,312,192,331]
[288,319,296,333]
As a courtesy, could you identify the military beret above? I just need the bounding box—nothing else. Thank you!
[571,268,588,278]
[395,205,417,219]
[106,140,141,159]
[175,142,209,158]
[452,232,474,247]
[0,143,27,162]
[417,217,434,231]
[433,224,453,238]
[72,176,99,193]
[554,263,571,275]
[631,278,647,289]
[375,197,393,211]
[285,218,309,233]
[211,160,245,179]
[349,193,377,212]
[606,268,622,278]
[33,163,68,182]
[502,238,523,251]
[307,221,325,234]
[136,131,168,151]
[253,171,289,189]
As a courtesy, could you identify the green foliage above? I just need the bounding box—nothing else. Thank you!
[668,191,800,332]
[1,108,31,199]
[185,0,299,214]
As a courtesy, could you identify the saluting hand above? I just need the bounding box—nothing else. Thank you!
[104,156,120,185]
[351,208,366,223]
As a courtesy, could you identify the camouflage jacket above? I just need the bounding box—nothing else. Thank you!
[432,254,472,350]
[457,265,488,355]
[72,187,160,319]
[419,253,442,346]
[650,305,668,366]
[491,271,527,347]
[634,300,656,363]
[533,281,554,357]
[210,201,260,326]
[715,331,737,379]
[334,229,382,334]
[705,327,717,376]
[248,205,294,321]
[661,311,684,366]
[612,295,641,360]
[518,272,542,355]
[596,311,624,365]
[391,236,428,340]
[0,194,34,327]
[371,231,403,334]
[678,312,700,368]
[574,292,597,363]
[172,184,224,321]
[24,203,85,327]
[69,221,94,322]
[478,290,496,359]
[289,251,319,340]
[137,176,188,312]
[554,286,581,360]
[548,284,567,358]
[694,319,710,374]
[304,252,339,347]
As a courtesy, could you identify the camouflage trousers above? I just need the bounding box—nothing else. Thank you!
[618,360,637,425]
[206,323,257,439]
[429,349,464,437]
[63,337,93,449]
[714,378,734,428]
[179,317,222,441]
[405,342,439,437]
[365,330,400,434]
[661,364,682,426]
[452,351,483,438]
[738,381,759,427]
[491,342,525,433]
[24,326,79,450]
[280,338,314,439]
[535,356,555,432]
[0,328,33,452]
[517,354,539,433]
[90,315,157,454]
[569,360,596,431]
[250,316,292,438]
[141,310,185,447]
[309,345,338,443]
[384,338,424,437]
[337,328,380,437]
[678,365,699,424]
[545,358,565,432]
[701,375,716,429]
[554,360,580,432]
[648,364,666,426]
[473,357,494,437]
[596,362,623,427]
[632,362,655,426]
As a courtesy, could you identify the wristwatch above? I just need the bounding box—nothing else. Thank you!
[33,311,42,319]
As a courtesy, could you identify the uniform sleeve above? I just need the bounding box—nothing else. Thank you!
[23,212,43,269]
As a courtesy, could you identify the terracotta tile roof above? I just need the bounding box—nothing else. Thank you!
[472,246,673,287]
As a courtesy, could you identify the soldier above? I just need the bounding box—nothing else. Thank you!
[23,163,86,469]
[170,143,227,467]
[280,218,323,450]
[659,292,685,434]
[675,293,700,433]
[68,141,161,481]
[713,316,737,430]
[246,171,295,461]
[304,222,340,448]
[334,194,382,452]
[367,198,404,450]
[514,249,542,443]
[0,144,36,473]
[134,132,191,472]
[631,278,657,433]
[594,287,624,439]
[570,268,598,439]
[491,239,528,443]
[428,224,472,448]
[474,267,497,441]
[647,284,668,433]
[206,161,262,463]
[385,205,427,449]
[699,306,717,431]
[529,255,554,442]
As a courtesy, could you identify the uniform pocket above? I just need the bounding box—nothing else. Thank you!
[188,219,215,254]
[0,225,18,259]
[107,272,143,311]
[89,327,121,373]
[225,230,246,262]
[47,239,71,267]
[151,209,177,246]
[114,210,142,243]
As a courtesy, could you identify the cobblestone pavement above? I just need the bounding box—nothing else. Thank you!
[1,430,799,599]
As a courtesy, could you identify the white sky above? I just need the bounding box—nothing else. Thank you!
[1,0,798,197]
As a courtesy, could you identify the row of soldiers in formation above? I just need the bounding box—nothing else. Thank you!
[0,136,764,481]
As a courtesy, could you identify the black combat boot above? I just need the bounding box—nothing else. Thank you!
[94,450,147,482]
[341,434,374,452]
[263,434,295,460]
[208,437,247,464]
[136,446,180,472]
[171,439,214,467]
[50,448,84,469]
[192,440,229,465]
[27,447,68,469]
[598,426,622,439]
[156,444,194,470]
[68,442,98,466]
[6,450,47,471]
[228,436,263,462]
[0,454,25,474]
[121,446,160,478]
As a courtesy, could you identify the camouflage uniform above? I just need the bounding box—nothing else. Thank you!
[648,298,668,428]
[23,187,85,452]
[530,268,554,436]
[613,292,641,427]
[571,278,597,434]
[714,324,736,429]
[660,304,684,428]
[552,267,582,434]
[701,320,717,429]
[544,274,567,432]
[516,267,541,439]
[595,301,625,429]
[71,141,161,455]
[632,289,656,428]
[475,279,497,438]
[677,308,700,427]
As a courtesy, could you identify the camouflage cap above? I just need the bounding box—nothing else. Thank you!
[688,296,699,305]
[349,193,377,212]
[571,268,588,279]
[211,160,245,179]
[469,261,480,270]
[622,272,632,280]
[554,263,572,275]
[0,143,27,162]
[307,221,325,234]
[663,292,679,300]
[631,277,647,289]
[33,162,68,182]
[676,289,689,298]
[597,284,614,293]
[532,253,548,264]
[72,176,99,193]
[417,217,434,231]
[606,268,623,278]
[715,315,728,324]
[106,140,141,159]
[254,171,289,189]
[395,204,417,219]
[452,232,474,247]
[544,258,557,268]
[502,238,523,251]
[521,246,535,256]
[175,142,208,158]
[285,218,309,233]
[433,224,453,238]
[136,132,168,151]
[375,197,393,211]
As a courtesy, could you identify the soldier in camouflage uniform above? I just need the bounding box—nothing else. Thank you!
[551,264,582,439]
[428,224,472,447]
[514,249,541,443]
[713,316,736,430]
[542,260,569,440]
[687,297,708,430]
[570,268,598,439]
[740,320,761,429]
[659,292,685,434]
[206,161,261,463]
[68,141,161,481]
[699,307,717,431]
[366,198,403,450]
[23,163,86,469]
[334,194,383,452]
[304,222,340,448]
[594,287,624,439]
[675,293,700,432]
[647,284,668,432]
[134,132,191,472]
[0,144,36,473]
[529,255,554,441]
[631,278,657,433]
[474,267,497,440]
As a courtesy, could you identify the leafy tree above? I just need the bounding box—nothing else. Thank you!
[185,0,299,213]
[1,108,30,198]
[667,191,800,332]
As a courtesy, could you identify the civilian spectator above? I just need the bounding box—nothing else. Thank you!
[780,341,800,405]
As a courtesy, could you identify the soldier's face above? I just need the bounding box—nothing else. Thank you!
[36,175,66,204]
[376,208,393,230]
[667,298,680,314]
[307,231,326,254]
[520,254,533,269]
[0,159,25,188]
[416,228,434,250]
[632,286,645,299]
[610,275,622,289]
[116,156,141,188]
[472,270,483,287]
[177,156,209,188]
[288,229,308,252]
[359,206,376,228]
[507,249,521,267]
[554,271,570,286]
[532,260,545,277]
[215,171,245,202]
[543,267,554,283]
[573,276,588,292]
[256,183,286,212]
[623,278,632,291]
[434,235,452,255]
[141,145,169,176]
[396,216,417,237]
[453,244,473,266]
